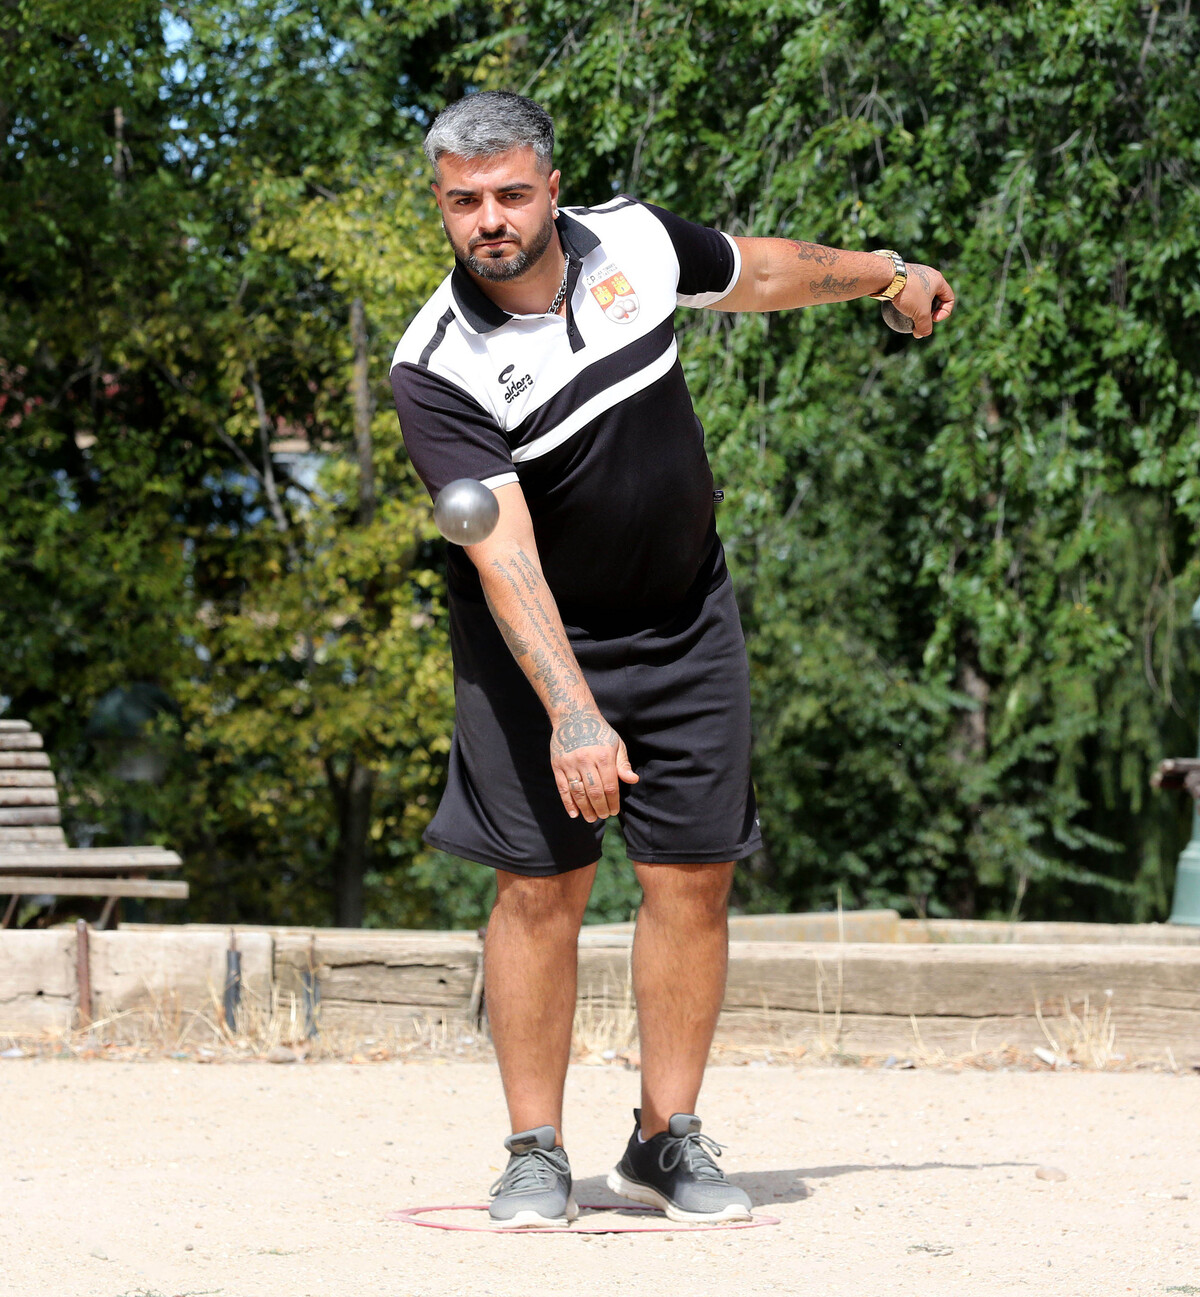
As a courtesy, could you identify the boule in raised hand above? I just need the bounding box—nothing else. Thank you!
[433,477,500,545]
[880,300,915,334]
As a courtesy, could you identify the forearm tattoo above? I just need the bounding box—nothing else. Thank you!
[485,549,582,711]
[787,239,839,266]
[808,273,861,297]
[532,647,572,711]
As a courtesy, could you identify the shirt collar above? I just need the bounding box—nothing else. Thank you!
[450,211,601,334]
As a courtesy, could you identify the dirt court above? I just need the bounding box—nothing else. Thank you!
[2,1057,1198,1297]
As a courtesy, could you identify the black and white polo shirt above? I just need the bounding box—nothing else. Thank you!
[390,197,741,627]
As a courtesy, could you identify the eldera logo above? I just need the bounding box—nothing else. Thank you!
[498,363,534,404]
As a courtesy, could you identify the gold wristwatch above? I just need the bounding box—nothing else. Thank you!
[868,249,907,301]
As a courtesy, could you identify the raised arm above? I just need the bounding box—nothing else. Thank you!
[464,481,638,823]
[717,237,956,338]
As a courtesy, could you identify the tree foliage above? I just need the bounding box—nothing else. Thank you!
[2,1,1197,927]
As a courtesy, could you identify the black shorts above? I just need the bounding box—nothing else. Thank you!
[423,569,762,876]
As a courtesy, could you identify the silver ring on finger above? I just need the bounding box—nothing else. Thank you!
[568,778,583,789]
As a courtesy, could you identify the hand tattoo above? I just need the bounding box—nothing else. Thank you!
[552,709,616,756]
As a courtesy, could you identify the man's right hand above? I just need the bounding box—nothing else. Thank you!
[550,707,639,822]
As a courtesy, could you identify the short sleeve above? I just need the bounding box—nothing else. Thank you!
[390,362,518,500]
[641,202,742,308]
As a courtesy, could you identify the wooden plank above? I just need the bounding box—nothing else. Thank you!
[0,855,181,875]
[0,877,188,898]
[313,1000,477,1035]
[0,753,51,769]
[0,720,33,732]
[573,942,1200,1059]
[0,733,43,750]
[0,771,56,788]
[710,1007,1200,1059]
[709,942,1200,1018]
[573,942,1200,1054]
[0,847,181,870]
[275,933,480,1010]
[0,807,60,826]
[0,826,68,846]
[0,788,58,807]
[897,919,1200,946]
[89,930,273,1016]
[0,930,76,1033]
[581,910,902,943]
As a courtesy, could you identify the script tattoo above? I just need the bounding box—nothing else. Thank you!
[808,273,860,298]
[486,553,580,698]
[787,239,838,266]
[532,648,572,711]
[552,709,615,756]
[913,263,932,293]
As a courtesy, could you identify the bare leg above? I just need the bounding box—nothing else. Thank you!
[484,862,596,1145]
[630,861,734,1138]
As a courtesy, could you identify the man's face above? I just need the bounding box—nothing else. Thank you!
[433,147,561,282]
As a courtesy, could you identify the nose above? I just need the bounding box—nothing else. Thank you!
[477,193,506,235]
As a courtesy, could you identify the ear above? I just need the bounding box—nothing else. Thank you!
[548,168,561,212]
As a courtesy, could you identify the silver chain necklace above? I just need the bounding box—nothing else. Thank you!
[548,255,570,315]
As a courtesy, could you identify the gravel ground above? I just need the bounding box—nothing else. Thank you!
[2,1058,1198,1296]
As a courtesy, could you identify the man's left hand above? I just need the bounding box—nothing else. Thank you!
[892,263,956,339]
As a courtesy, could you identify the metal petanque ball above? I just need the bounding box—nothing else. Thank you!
[880,300,915,334]
[433,478,500,545]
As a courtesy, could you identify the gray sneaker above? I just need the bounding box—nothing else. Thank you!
[488,1125,579,1229]
[607,1109,753,1223]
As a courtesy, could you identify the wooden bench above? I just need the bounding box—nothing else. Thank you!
[0,719,187,929]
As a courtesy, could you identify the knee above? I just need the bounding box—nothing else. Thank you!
[637,863,733,923]
[492,874,587,937]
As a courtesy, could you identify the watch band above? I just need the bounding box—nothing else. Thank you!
[868,249,907,301]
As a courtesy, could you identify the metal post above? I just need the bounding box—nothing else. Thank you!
[1169,593,1200,925]
[300,935,320,1039]
[223,928,242,1034]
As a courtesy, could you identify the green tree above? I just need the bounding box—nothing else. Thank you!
[0,1,500,925]
[514,0,1200,920]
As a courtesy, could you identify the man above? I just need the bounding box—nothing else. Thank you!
[390,91,954,1228]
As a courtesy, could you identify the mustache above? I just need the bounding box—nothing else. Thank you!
[468,229,517,248]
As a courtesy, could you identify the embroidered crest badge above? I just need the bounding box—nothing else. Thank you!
[589,270,640,323]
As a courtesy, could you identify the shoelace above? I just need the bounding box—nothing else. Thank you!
[657,1130,729,1182]
[489,1147,569,1198]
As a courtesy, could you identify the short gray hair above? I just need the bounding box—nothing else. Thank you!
[423,92,555,173]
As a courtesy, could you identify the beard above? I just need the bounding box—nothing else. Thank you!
[448,210,556,282]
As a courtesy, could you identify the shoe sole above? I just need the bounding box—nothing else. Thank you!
[606,1168,752,1224]
[491,1194,579,1229]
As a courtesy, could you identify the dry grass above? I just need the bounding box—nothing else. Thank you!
[1035,991,1120,1069]
[0,965,1171,1074]
[570,960,639,1067]
[0,974,489,1065]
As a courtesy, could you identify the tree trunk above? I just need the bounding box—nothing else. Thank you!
[350,297,375,527]
[328,305,379,928]
[950,637,991,920]
[331,756,376,928]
